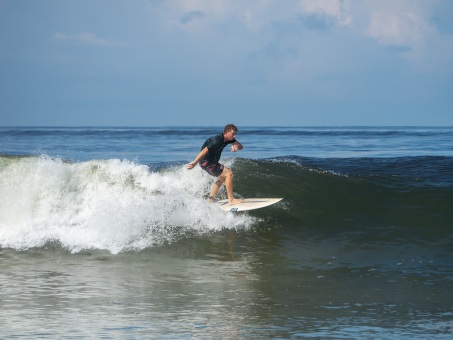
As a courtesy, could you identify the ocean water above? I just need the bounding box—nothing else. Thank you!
[1,126,452,338]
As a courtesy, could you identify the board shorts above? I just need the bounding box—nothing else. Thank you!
[200,161,224,177]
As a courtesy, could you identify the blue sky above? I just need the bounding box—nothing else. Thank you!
[1,0,452,126]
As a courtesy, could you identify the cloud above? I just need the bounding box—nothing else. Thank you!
[150,0,351,31]
[180,10,207,24]
[359,1,450,49]
[53,32,120,47]
[300,12,337,30]
[358,2,453,73]
[297,0,352,27]
[366,11,429,47]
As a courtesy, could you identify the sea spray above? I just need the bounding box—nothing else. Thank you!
[0,155,255,253]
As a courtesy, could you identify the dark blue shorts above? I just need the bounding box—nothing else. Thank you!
[200,161,224,177]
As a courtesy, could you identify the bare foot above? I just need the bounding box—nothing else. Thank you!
[228,198,244,206]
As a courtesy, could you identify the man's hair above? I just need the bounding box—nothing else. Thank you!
[224,124,238,133]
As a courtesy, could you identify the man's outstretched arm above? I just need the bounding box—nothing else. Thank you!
[186,147,208,169]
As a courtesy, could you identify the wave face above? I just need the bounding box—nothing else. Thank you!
[0,155,254,253]
[1,154,452,253]
[234,156,453,246]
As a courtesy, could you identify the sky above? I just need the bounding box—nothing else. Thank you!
[1,0,453,126]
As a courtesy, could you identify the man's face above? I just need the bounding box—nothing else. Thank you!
[225,129,237,141]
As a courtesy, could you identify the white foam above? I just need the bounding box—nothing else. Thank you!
[0,156,255,253]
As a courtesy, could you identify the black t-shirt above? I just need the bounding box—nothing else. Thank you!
[200,132,236,165]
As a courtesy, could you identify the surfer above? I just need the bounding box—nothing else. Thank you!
[186,124,244,206]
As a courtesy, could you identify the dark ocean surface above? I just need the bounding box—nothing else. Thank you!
[1,126,452,338]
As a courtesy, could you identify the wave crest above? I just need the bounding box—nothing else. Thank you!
[0,156,255,253]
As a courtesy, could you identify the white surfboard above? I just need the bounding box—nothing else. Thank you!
[216,198,283,212]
